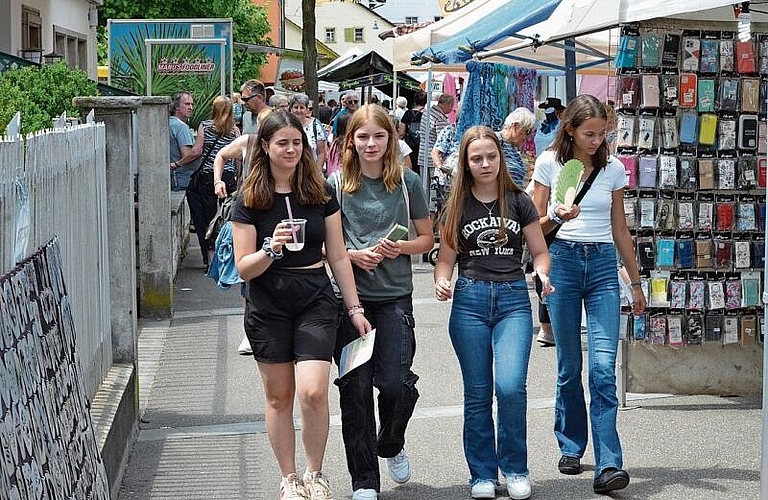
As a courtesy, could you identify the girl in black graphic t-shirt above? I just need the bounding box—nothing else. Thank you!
[433,125,553,500]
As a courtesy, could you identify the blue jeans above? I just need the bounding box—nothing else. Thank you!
[334,296,419,492]
[546,240,622,477]
[449,277,532,484]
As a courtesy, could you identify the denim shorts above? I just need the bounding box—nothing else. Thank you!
[244,267,339,363]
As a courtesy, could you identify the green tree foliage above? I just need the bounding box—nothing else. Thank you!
[0,63,97,135]
[97,0,271,84]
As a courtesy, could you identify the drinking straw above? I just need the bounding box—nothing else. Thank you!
[284,196,297,243]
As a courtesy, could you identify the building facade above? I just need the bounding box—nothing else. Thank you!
[0,0,101,78]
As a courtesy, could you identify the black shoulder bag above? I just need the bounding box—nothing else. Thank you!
[187,130,223,193]
[544,165,601,246]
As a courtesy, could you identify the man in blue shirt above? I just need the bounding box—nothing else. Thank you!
[331,92,359,136]
[169,91,199,191]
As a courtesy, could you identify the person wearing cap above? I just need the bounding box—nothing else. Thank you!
[534,97,566,156]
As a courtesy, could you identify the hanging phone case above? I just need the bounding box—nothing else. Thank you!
[641,31,660,68]
[708,281,727,310]
[720,37,735,72]
[638,156,658,187]
[736,203,756,231]
[678,201,695,229]
[637,117,656,149]
[738,114,758,149]
[759,203,766,230]
[705,312,723,342]
[738,156,758,189]
[741,315,757,346]
[633,313,647,340]
[618,155,637,188]
[761,79,768,115]
[695,239,712,268]
[649,315,667,345]
[668,315,685,347]
[679,109,698,144]
[618,75,641,109]
[718,119,737,150]
[624,197,637,228]
[734,240,752,268]
[686,312,704,345]
[650,274,670,308]
[716,158,735,189]
[657,199,676,230]
[759,158,767,187]
[676,238,694,268]
[714,239,734,269]
[661,116,678,148]
[742,271,762,306]
[697,200,714,229]
[723,316,739,344]
[661,74,679,108]
[752,240,765,268]
[616,114,636,148]
[641,74,660,108]
[726,279,743,310]
[662,33,681,68]
[679,73,697,108]
[736,40,757,74]
[688,280,706,309]
[698,114,718,145]
[658,155,677,188]
[656,238,675,267]
[637,236,656,267]
[758,121,767,154]
[639,199,656,229]
[699,38,719,73]
[615,35,639,68]
[679,157,697,189]
[697,78,716,112]
[716,202,735,231]
[669,280,687,308]
[719,78,740,111]
[682,37,701,72]
[742,77,760,112]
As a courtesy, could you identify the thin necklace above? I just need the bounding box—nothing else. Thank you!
[477,197,498,217]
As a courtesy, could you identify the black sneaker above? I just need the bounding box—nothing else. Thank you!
[593,468,629,494]
[558,455,581,475]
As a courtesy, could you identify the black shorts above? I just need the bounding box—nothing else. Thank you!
[534,274,551,324]
[244,267,339,363]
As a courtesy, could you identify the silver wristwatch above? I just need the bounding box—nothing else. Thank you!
[262,237,283,260]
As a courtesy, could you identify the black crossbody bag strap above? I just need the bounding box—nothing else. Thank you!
[545,164,602,244]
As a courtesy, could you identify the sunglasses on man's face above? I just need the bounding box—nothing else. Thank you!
[242,94,259,103]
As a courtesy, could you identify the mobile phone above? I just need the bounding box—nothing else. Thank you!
[384,223,409,241]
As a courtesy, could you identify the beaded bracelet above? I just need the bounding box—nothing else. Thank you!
[347,305,365,317]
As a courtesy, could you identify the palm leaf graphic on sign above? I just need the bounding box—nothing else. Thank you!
[555,159,585,206]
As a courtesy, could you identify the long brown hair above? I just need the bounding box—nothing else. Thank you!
[341,104,403,193]
[210,95,234,135]
[240,111,329,209]
[441,125,520,251]
[550,94,609,170]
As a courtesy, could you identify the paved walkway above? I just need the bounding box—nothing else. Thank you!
[118,242,761,499]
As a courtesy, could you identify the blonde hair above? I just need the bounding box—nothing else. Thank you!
[210,96,234,135]
[341,104,403,193]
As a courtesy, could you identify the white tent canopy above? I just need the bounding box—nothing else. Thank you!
[394,0,765,74]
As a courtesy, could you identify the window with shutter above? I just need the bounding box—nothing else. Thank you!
[344,27,355,42]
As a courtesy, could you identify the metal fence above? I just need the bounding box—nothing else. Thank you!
[0,123,112,398]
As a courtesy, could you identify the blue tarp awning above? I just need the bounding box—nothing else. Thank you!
[411,0,562,66]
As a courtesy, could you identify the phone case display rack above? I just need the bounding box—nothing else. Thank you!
[613,23,768,348]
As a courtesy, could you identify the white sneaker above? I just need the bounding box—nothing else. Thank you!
[238,335,252,355]
[280,473,308,499]
[351,488,377,500]
[302,470,333,500]
[385,449,411,484]
[507,475,531,500]
[470,480,495,499]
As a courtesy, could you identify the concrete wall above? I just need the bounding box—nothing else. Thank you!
[627,343,763,396]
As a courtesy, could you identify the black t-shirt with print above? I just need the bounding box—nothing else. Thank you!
[457,190,539,282]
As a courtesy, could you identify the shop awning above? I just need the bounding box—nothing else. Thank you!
[318,50,422,100]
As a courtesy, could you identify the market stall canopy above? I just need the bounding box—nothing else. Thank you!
[318,50,422,100]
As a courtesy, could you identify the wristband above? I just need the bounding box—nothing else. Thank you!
[213,180,226,187]
[347,305,365,317]
[548,206,564,225]
[630,281,642,288]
